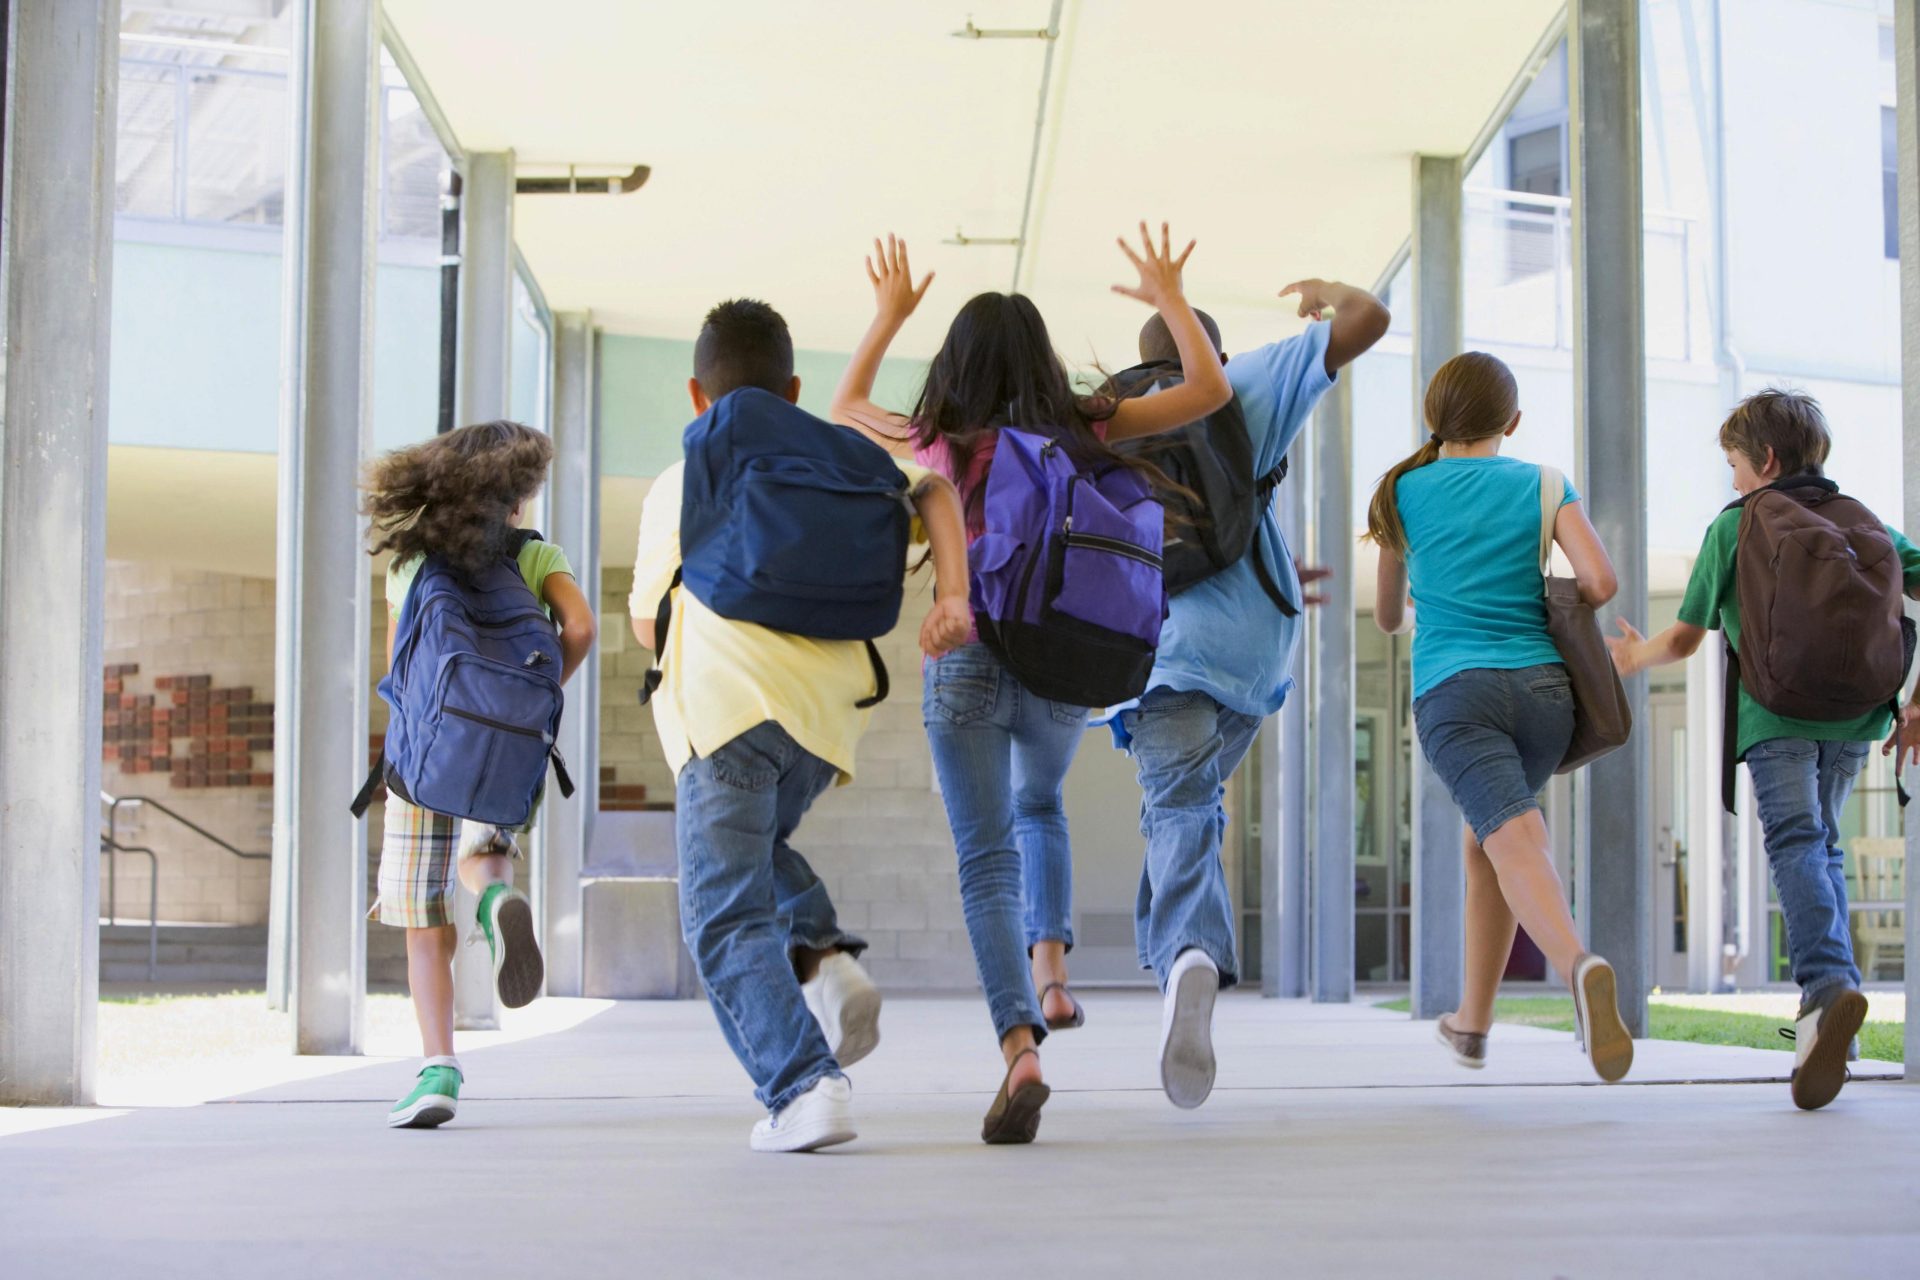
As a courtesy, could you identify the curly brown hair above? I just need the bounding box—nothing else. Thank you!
[362,420,553,578]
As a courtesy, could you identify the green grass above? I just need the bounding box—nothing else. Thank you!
[1376,996,1906,1064]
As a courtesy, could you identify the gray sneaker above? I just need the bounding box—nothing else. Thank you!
[1435,1013,1487,1069]
[1785,987,1867,1112]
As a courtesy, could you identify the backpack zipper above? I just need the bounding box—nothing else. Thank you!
[445,705,552,744]
[1064,530,1162,569]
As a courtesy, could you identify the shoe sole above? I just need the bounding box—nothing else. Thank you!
[1434,1022,1486,1070]
[1792,990,1867,1112]
[491,893,545,1010]
[1576,960,1634,1083]
[833,986,883,1069]
[981,1082,1052,1145]
[388,1094,457,1129]
[750,1116,857,1153]
[1161,963,1219,1109]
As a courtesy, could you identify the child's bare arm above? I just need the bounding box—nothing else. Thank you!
[540,572,597,683]
[1374,548,1410,634]
[1278,278,1391,374]
[386,615,398,668]
[908,472,972,657]
[831,234,929,458]
[1107,223,1233,441]
[1553,500,1618,608]
[1607,619,1705,677]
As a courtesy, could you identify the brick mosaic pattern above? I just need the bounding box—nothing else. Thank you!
[102,666,275,789]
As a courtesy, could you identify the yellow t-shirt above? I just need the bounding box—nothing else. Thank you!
[631,458,929,784]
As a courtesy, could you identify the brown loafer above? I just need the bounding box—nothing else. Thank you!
[1435,1013,1487,1069]
[981,1048,1051,1145]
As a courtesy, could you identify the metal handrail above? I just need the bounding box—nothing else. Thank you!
[101,791,270,984]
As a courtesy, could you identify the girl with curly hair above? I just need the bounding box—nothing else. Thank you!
[363,419,596,1130]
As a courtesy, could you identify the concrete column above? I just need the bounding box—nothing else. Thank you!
[542,312,599,996]
[0,0,118,1106]
[452,150,515,1029]
[1685,641,1730,993]
[1570,0,1651,1036]
[1894,0,1920,1080]
[275,0,378,1055]
[1408,153,1466,1020]
[1310,377,1355,1002]
[1264,452,1311,997]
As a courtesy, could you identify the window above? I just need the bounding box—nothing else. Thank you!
[1884,105,1899,260]
[1507,123,1566,198]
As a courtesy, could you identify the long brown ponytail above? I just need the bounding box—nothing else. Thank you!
[1363,351,1520,555]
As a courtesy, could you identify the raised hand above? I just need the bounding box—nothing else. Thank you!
[866,233,935,325]
[1606,618,1646,676]
[1111,220,1195,311]
[1279,279,1336,321]
[920,595,972,659]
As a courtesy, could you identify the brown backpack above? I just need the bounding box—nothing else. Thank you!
[1719,475,1915,810]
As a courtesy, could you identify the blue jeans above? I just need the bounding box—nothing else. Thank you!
[675,721,866,1112]
[923,643,1087,1042]
[1119,688,1262,991]
[1745,737,1869,1003]
[1412,665,1574,844]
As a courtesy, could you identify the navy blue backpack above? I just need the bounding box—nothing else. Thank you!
[639,388,911,708]
[352,530,574,828]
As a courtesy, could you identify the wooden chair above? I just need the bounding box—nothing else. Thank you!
[1850,837,1905,982]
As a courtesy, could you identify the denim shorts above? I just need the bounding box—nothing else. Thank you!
[1412,664,1574,845]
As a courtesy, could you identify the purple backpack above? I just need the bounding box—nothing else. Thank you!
[970,428,1167,707]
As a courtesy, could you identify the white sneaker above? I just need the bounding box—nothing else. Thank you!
[801,951,883,1068]
[1787,988,1867,1112]
[1570,953,1633,1083]
[1160,948,1219,1110]
[750,1075,856,1153]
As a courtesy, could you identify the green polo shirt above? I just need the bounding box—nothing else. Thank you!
[1676,508,1920,757]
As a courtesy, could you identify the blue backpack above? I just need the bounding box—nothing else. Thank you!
[352,530,574,827]
[970,428,1166,708]
[639,388,911,707]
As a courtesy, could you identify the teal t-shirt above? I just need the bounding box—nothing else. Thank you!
[1398,455,1577,699]
[1676,507,1920,756]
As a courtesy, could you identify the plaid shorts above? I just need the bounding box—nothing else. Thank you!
[370,795,521,929]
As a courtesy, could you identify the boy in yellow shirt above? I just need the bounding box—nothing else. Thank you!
[632,299,968,1152]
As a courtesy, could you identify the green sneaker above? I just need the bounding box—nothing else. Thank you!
[475,883,544,1009]
[388,1064,461,1129]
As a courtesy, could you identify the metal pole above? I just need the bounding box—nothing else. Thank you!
[542,311,597,996]
[1409,153,1466,1021]
[0,0,118,1106]
[1570,0,1651,1037]
[1266,453,1311,997]
[1310,377,1356,1003]
[280,0,376,1055]
[1894,0,1920,1081]
[452,150,515,1029]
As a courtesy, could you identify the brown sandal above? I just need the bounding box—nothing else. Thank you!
[981,1047,1051,1145]
[1038,981,1086,1031]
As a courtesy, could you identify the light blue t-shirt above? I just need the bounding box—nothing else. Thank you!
[1102,321,1336,740]
[1398,455,1577,700]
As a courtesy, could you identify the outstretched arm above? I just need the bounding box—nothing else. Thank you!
[831,234,932,459]
[1105,222,1234,441]
[1608,619,1705,676]
[1278,278,1391,374]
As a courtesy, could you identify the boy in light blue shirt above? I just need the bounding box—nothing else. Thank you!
[1107,279,1388,1108]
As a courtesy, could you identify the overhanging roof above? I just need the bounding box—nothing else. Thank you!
[384,0,1563,361]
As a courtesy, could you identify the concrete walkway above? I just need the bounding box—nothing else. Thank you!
[4,993,1917,1278]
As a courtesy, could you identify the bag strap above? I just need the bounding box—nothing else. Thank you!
[856,640,890,709]
[1721,641,1742,815]
[1537,465,1562,579]
[350,751,386,818]
[637,568,680,707]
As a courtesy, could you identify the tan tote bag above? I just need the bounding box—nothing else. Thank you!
[1538,466,1632,773]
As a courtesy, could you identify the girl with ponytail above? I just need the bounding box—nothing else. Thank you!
[1368,352,1633,1083]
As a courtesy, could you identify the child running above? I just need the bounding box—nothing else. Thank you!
[1369,351,1633,1084]
[365,420,598,1129]
[832,225,1231,1142]
[1106,278,1387,1109]
[632,298,971,1152]
[1610,390,1920,1109]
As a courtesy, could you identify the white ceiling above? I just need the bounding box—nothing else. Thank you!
[385,0,1562,361]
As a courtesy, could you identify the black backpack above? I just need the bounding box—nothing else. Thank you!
[1110,361,1294,614]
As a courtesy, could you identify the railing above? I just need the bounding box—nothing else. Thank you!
[101,791,270,983]
[1390,187,1702,363]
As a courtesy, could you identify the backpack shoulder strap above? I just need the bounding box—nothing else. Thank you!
[637,568,681,707]
[1537,465,1562,578]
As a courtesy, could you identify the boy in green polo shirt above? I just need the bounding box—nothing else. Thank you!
[1610,390,1920,1112]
